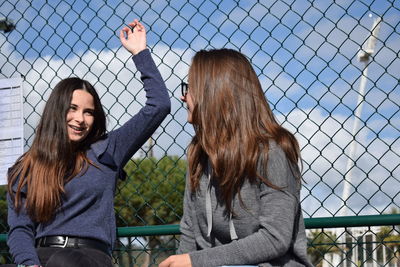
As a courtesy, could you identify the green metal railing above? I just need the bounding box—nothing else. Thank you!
[114,214,400,237]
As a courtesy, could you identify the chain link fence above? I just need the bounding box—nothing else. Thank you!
[1,0,399,266]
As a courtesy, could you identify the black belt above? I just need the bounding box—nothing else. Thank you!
[37,236,110,256]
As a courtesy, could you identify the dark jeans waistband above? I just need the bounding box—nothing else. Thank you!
[36,235,110,256]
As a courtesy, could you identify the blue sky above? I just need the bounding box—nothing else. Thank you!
[1,0,399,218]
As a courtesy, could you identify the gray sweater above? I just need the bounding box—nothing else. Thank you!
[177,142,314,267]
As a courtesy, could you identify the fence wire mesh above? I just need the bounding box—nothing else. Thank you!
[109,225,400,267]
[0,0,399,266]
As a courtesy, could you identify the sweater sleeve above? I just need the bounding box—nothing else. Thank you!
[7,193,40,265]
[189,147,300,266]
[105,48,171,168]
[177,172,197,253]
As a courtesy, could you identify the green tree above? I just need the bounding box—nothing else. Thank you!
[377,207,400,266]
[307,230,341,267]
[0,186,8,232]
[114,156,186,266]
[0,185,12,264]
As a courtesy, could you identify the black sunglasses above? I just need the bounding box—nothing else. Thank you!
[181,82,188,97]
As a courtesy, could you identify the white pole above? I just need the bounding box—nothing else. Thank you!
[340,16,381,217]
[338,16,381,267]
[363,234,367,266]
[372,232,378,267]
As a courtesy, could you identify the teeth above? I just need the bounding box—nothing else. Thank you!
[70,125,84,131]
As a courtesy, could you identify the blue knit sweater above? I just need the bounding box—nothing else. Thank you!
[7,49,171,265]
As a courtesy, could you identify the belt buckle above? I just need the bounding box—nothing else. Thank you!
[60,236,69,248]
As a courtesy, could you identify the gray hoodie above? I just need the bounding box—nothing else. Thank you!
[177,142,314,267]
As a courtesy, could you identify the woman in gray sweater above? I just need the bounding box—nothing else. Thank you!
[160,49,313,267]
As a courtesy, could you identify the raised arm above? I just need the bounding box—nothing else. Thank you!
[99,20,170,169]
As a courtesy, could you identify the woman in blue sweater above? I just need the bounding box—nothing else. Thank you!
[6,19,170,267]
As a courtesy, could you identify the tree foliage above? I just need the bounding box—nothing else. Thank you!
[0,185,9,263]
[307,230,340,267]
[377,207,400,266]
[0,186,7,233]
[115,156,186,227]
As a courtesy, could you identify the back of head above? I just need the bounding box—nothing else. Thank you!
[187,48,301,210]
[188,48,277,155]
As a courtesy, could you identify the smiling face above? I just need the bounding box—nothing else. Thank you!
[66,89,95,143]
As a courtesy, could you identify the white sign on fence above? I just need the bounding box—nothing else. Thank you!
[0,77,23,185]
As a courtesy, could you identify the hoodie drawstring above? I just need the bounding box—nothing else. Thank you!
[206,171,213,237]
[205,168,238,240]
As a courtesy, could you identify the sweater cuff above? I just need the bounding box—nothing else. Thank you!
[132,48,151,68]
[189,250,207,267]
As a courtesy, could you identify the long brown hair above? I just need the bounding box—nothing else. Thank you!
[187,48,301,212]
[8,77,106,223]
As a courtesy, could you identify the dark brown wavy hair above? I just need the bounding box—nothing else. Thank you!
[187,48,301,213]
[8,77,106,223]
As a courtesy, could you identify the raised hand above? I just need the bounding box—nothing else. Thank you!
[119,19,147,55]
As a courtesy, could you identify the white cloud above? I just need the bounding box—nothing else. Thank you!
[0,35,193,155]
[278,108,400,217]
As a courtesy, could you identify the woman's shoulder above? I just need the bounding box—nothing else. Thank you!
[267,139,281,151]
[259,139,286,161]
[89,134,109,158]
[259,139,301,189]
[8,165,27,194]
